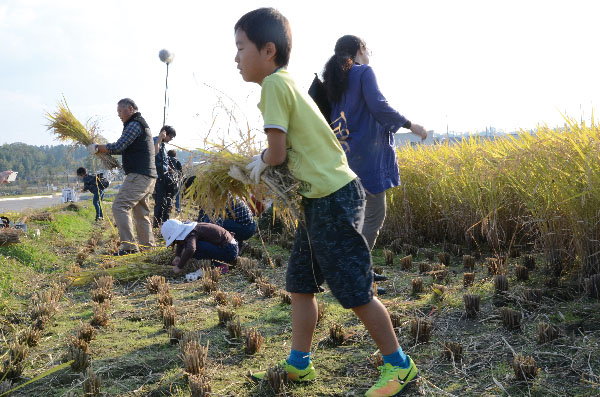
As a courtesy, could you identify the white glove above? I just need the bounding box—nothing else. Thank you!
[246,154,268,184]
[228,165,252,184]
[185,269,204,282]
[87,143,98,154]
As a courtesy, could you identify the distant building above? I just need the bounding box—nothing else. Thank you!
[394,130,435,148]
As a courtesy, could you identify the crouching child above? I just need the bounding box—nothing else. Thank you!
[161,219,238,278]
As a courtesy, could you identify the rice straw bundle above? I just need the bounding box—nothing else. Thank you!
[46,98,121,170]
[186,148,301,227]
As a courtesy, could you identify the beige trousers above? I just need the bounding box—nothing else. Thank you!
[362,190,387,250]
[112,173,156,251]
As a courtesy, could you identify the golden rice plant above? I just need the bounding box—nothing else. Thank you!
[384,117,600,278]
[186,145,302,229]
[230,293,243,307]
[91,287,112,303]
[94,275,114,290]
[161,305,176,329]
[46,98,120,170]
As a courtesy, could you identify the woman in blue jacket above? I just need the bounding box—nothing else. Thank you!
[323,35,427,252]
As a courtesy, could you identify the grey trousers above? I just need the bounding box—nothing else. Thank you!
[361,190,387,250]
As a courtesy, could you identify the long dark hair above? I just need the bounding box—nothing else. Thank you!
[322,35,365,103]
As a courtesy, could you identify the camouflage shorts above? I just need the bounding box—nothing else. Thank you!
[286,179,374,309]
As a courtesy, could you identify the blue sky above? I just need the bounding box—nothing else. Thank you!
[1,0,599,148]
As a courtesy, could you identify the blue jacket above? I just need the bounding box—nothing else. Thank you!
[329,64,409,195]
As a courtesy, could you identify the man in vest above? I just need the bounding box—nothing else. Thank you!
[88,98,157,256]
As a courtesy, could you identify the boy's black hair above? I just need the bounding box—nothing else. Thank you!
[76,167,87,176]
[161,125,176,137]
[234,7,292,67]
[167,149,177,157]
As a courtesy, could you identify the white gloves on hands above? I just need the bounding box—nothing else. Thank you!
[87,143,98,155]
[228,165,252,184]
[185,269,204,282]
[246,154,268,184]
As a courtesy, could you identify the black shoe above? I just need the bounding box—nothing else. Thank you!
[112,249,138,256]
[373,272,388,282]
[376,286,387,295]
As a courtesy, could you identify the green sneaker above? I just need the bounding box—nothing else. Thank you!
[365,356,418,397]
[250,359,316,383]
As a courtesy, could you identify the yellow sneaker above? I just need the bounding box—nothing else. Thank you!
[250,359,316,383]
[365,356,418,397]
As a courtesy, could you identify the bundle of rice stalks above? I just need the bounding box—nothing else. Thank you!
[158,291,174,307]
[189,374,212,397]
[182,340,209,376]
[29,211,54,222]
[187,148,301,229]
[94,275,114,290]
[161,305,176,328]
[217,308,235,326]
[515,265,529,281]
[244,327,264,355]
[501,307,522,330]
[168,327,184,344]
[203,267,221,283]
[412,278,423,294]
[368,352,384,369]
[46,99,120,170]
[83,367,101,396]
[463,272,475,287]
[230,293,243,307]
[400,255,412,271]
[257,280,277,298]
[0,380,12,395]
[226,317,243,340]
[77,322,96,343]
[317,301,326,324]
[419,262,432,274]
[442,341,463,362]
[69,341,90,372]
[30,301,58,323]
[18,326,41,347]
[512,354,539,380]
[265,362,288,395]
[145,276,166,293]
[463,255,475,270]
[463,294,481,318]
[201,278,218,293]
[523,288,543,303]
[180,331,203,352]
[494,275,509,293]
[389,312,403,329]
[438,252,450,266]
[0,229,21,245]
[91,287,112,303]
[213,290,228,305]
[90,302,110,327]
[537,322,560,344]
[328,323,347,345]
[410,317,432,343]
[280,291,292,305]
[383,249,394,265]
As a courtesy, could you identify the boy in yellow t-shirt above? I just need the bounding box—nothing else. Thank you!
[233,8,418,396]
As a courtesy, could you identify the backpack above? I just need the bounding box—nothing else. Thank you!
[96,173,110,190]
[308,73,332,124]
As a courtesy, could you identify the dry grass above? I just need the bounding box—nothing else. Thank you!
[145,275,166,293]
[90,301,110,327]
[244,327,264,355]
[189,374,212,397]
[182,340,209,376]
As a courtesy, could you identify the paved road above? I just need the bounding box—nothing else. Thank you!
[0,193,107,213]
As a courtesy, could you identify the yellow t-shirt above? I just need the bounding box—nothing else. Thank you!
[259,69,356,198]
